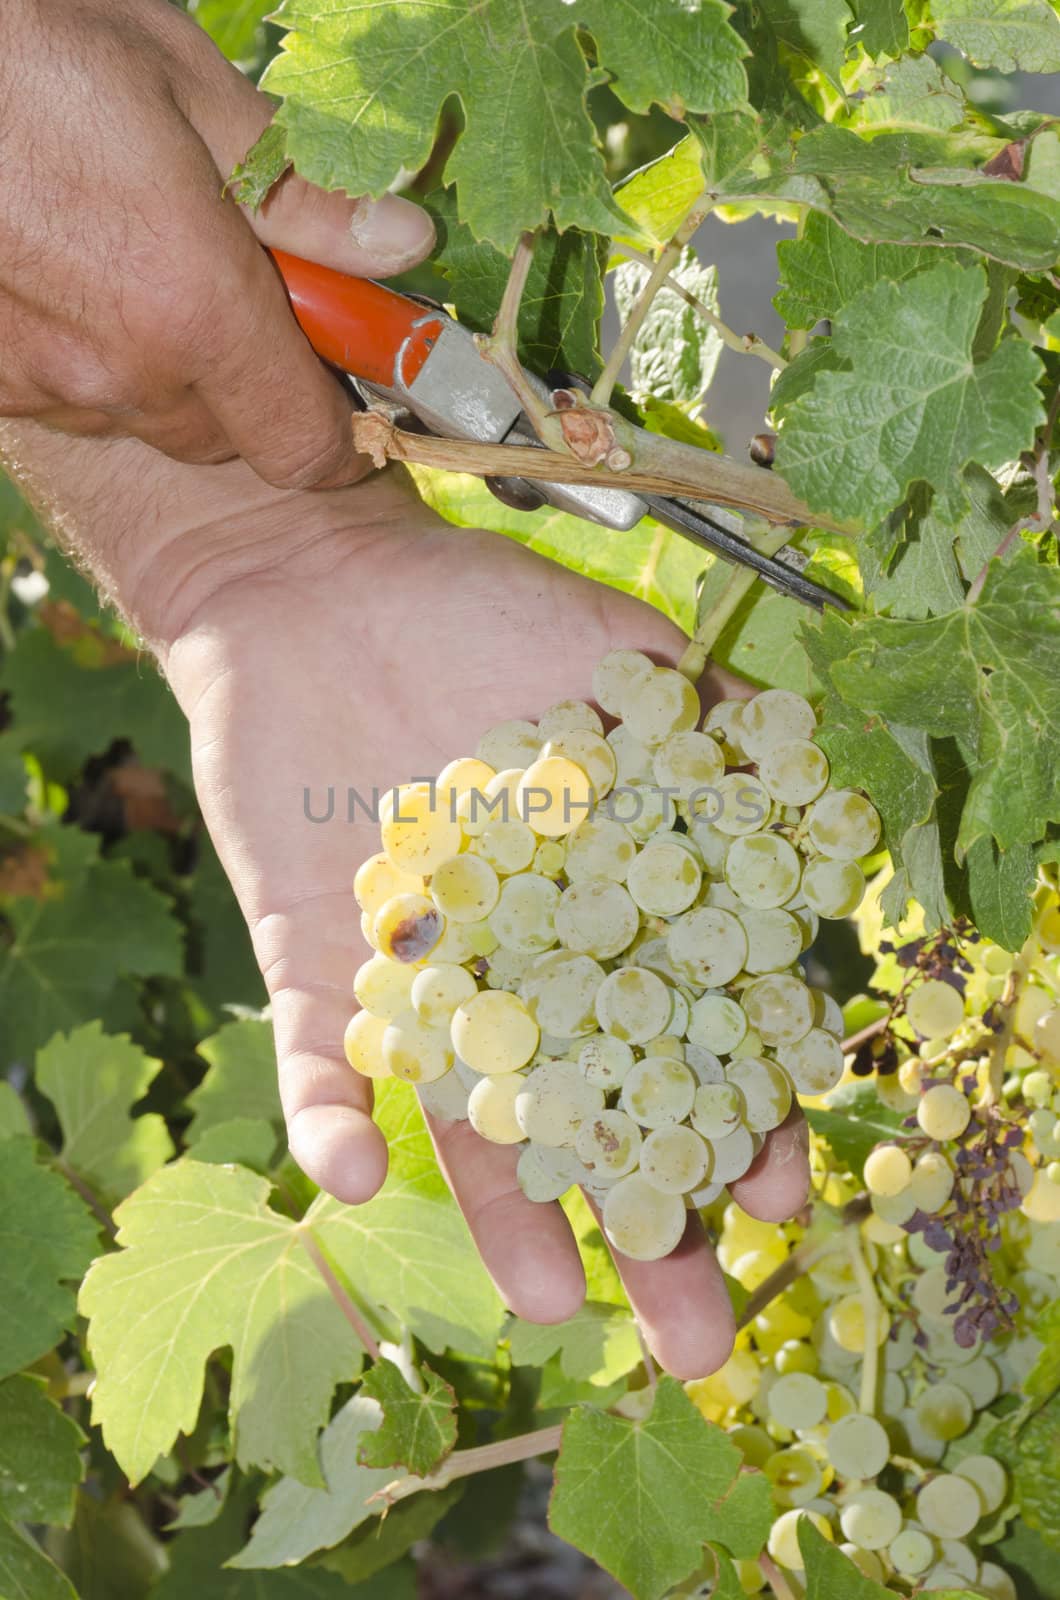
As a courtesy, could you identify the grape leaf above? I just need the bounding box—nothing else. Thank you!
[0,1083,31,1139]
[424,189,606,380]
[0,1520,78,1600]
[79,1160,366,1488]
[192,0,274,61]
[933,0,1060,71]
[843,54,966,136]
[185,1117,278,1171]
[507,1302,642,1386]
[799,1518,890,1599]
[50,1490,167,1600]
[407,467,704,634]
[259,0,746,252]
[0,1137,99,1380]
[36,1023,173,1204]
[185,1019,281,1140]
[613,247,723,405]
[804,1084,904,1181]
[0,626,191,784]
[992,1520,1060,1600]
[817,546,1060,854]
[1024,1298,1060,1407]
[317,1483,463,1583]
[775,261,1044,527]
[858,493,967,621]
[845,0,908,57]
[613,136,706,249]
[228,1397,398,1568]
[756,0,853,84]
[0,1373,86,1527]
[356,1360,458,1478]
[548,1376,759,1600]
[988,1391,1060,1552]
[0,840,184,1069]
[186,839,267,1014]
[775,214,938,329]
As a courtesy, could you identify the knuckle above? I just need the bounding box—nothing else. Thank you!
[262,431,355,491]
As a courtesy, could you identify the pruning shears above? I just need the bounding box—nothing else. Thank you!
[270,250,843,612]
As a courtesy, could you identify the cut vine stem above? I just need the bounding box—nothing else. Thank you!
[368,1422,564,1509]
[475,228,560,443]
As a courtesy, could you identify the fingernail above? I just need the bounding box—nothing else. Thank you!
[349,194,436,269]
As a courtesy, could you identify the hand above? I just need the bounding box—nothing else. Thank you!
[143,461,811,1380]
[0,0,433,486]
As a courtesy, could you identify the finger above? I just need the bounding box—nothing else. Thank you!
[729,1105,811,1222]
[424,1112,587,1325]
[588,1200,736,1380]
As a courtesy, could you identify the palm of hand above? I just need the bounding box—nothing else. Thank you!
[166,471,809,1377]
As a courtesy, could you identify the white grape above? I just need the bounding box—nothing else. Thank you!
[517,1141,591,1201]
[541,730,616,798]
[953,1454,1008,1515]
[887,1526,935,1577]
[705,1122,758,1184]
[906,978,966,1039]
[611,781,680,842]
[380,782,464,875]
[354,851,424,916]
[916,1473,982,1539]
[537,698,604,740]
[977,1564,1018,1600]
[776,1028,845,1096]
[691,1082,746,1140]
[742,974,815,1047]
[373,893,446,964]
[520,950,605,1037]
[917,1083,971,1141]
[738,909,804,976]
[474,817,538,874]
[594,966,674,1043]
[475,719,543,771]
[764,1447,824,1508]
[620,1056,696,1128]
[606,722,653,784]
[825,1412,890,1479]
[767,1372,828,1430]
[806,789,881,860]
[688,814,731,873]
[687,992,749,1055]
[626,838,703,916]
[711,773,773,837]
[563,816,637,882]
[639,1124,711,1193]
[863,1144,913,1199]
[724,832,802,909]
[621,666,700,748]
[467,1072,527,1144]
[909,1150,955,1212]
[652,729,725,801]
[684,1043,725,1085]
[767,1510,832,1571]
[578,1034,636,1089]
[354,954,417,1020]
[451,990,540,1075]
[382,1010,455,1083]
[725,1057,793,1133]
[575,1109,642,1179]
[555,878,639,960]
[343,1010,390,1078]
[489,873,560,954]
[515,756,594,837]
[739,689,817,759]
[800,857,866,919]
[591,649,654,718]
[410,964,479,1028]
[602,1172,687,1260]
[815,991,845,1037]
[1034,1005,1060,1063]
[667,907,748,988]
[758,739,830,805]
[436,756,496,808]
[515,1060,604,1145]
[702,700,749,763]
[430,854,501,922]
[839,1488,902,1550]
[914,1382,972,1442]
[417,1068,471,1122]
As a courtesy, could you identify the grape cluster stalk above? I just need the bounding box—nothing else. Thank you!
[345,650,880,1262]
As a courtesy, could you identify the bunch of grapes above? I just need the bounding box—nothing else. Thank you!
[345,649,880,1261]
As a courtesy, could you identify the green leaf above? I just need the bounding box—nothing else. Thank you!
[858,492,967,621]
[774,213,938,330]
[186,1019,281,1140]
[407,467,704,634]
[0,1084,31,1140]
[613,137,706,249]
[964,835,1046,951]
[260,0,745,252]
[228,1397,399,1569]
[549,1376,759,1600]
[508,1302,643,1386]
[426,189,606,380]
[992,1519,1060,1600]
[799,1517,890,1599]
[36,1023,173,1204]
[613,247,722,405]
[356,1360,458,1479]
[774,261,1044,527]
[192,0,274,61]
[933,0,1060,71]
[50,1490,167,1600]
[0,1520,78,1600]
[1022,1298,1060,1409]
[185,840,267,1015]
[0,1373,85,1527]
[0,739,27,816]
[185,1117,279,1171]
[804,1083,903,1182]
[79,1160,366,1488]
[756,0,853,84]
[166,1470,232,1531]
[0,838,184,1069]
[845,0,908,57]
[988,1391,1060,1552]
[0,626,191,784]
[843,54,966,136]
[0,1137,99,1380]
[317,1483,463,1583]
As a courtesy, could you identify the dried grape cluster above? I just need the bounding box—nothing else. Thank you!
[345,650,880,1261]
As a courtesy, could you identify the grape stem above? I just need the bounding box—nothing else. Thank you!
[677,523,792,681]
[759,1551,802,1600]
[845,1228,880,1416]
[476,229,561,444]
[297,1226,382,1361]
[612,243,787,371]
[366,1423,564,1510]
[984,935,1036,1105]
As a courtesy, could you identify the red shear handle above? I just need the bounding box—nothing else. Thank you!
[269,248,444,389]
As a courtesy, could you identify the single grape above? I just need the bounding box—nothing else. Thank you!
[489,873,560,954]
[468,1072,526,1144]
[739,689,817,759]
[473,817,537,874]
[436,756,496,808]
[829,1295,889,1353]
[594,965,674,1043]
[515,756,594,838]
[620,1056,696,1128]
[451,990,540,1075]
[767,1510,832,1571]
[563,816,637,882]
[515,1060,604,1145]
[555,878,639,960]
[906,978,966,1039]
[373,893,445,964]
[711,773,773,838]
[768,1372,828,1430]
[380,781,464,875]
[724,832,802,909]
[430,854,501,922]
[806,789,881,860]
[354,954,417,1020]
[621,667,700,748]
[382,1010,455,1083]
[687,992,749,1055]
[417,1068,471,1122]
[611,780,680,842]
[863,1144,913,1199]
[343,1010,390,1078]
[578,1034,636,1089]
[541,730,617,798]
[652,728,725,801]
[839,1488,902,1550]
[354,851,424,916]
[667,907,748,988]
[591,649,654,718]
[691,1082,746,1140]
[475,718,542,771]
[738,909,804,976]
[977,1564,1018,1600]
[575,1109,642,1179]
[521,950,605,1037]
[742,974,816,1047]
[537,698,604,740]
[725,1057,793,1133]
[758,738,830,805]
[639,1123,711,1193]
[776,1028,845,1096]
[626,838,703,916]
[953,1454,1008,1515]
[917,1083,971,1141]
[916,1473,982,1539]
[887,1526,935,1577]
[825,1412,890,1479]
[410,964,479,1028]
[517,1141,591,1202]
[607,722,653,783]
[909,1150,954,1212]
[1034,1005,1060,1063]
[602,1172,687,1260]
[702,699,749,762]
[914,1382,973,1442]
[685,1042,725,1084]
[800,857,866,919]
[705,1122,758,1185]
[764,1447,824,1508]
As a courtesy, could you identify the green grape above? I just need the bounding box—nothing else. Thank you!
[687,992,749,1055]
[805,789,881,860]
[564,816,637,882]
[863,1143,912,1199]
[451,990,540,1075]
[767,1372,828,1430]
[626,838,703,916]
[953,1453,1008,1515]
[825,1412,890,1479]
[916,1083,971,1140]
[667,907,748,987]
[691,1082,745,1140]
[578,1033,636,1089]
[758,738,830,805]
[652,728,725,800]
[1036,898,1060,954]
[520,950,605,1037]
[724,832,802,909]
[774,1340,818,1376]
[840,1545,885,1583]
[541,729,617,797]
[380,781,464,875]
[517,1141,591,1202]
[489,873,560,954]
[533,840,566,878]
[354,953,417,1020]
[839,1488,902,1550]
[591,648,654,718]
[427,919,478,966]
[776,1028,845,1096]
[738,909,803,976]
[685,1042,725,1083]
[739,689,817,759]
[537,698,604,740]
[612,780,680,842]
[829,1295,889,1353]
[343,1010,390,1079]
[704,1122,757,1184]
[621,666,701,748]
[417,1068,470,1122]
[430,853,501,922]
[1023,1068,1054,1106]
[916,1473,982,1539]
[515,1060,604,1145]
[764,1446,824,1508]
[815,991,845,1038]
[594,965,674,1043]
[800,857,866,919]
[602,1171,687,1260]
[410,964,479,1028]
[639,1123,711,1193]
[436,756,496,807]
[373,893,446,964]
[555,877,639,959]
[887,1526,935,1577]
[702,699,749,763]
[725,1057,793,1133]
[575,1109,642,1179]
[467,1072,527,1143]
[354,851,425,916]
[382,1010,455,1084]
[909,1150,954,1212]
[607,722,654,783]
[711,773,773,837]
[949,1354,1001,1409]
[906,978,966,1039]
[767,1510,832,1571]
[742,974,815,1047]
[474,817,537,874]
[645,1033,687,1061]
[1034,1005,1060,1063]
[688,814,731,873]
[475,718,543,771]
[515,756,594,837]
[977,1564,1018,1600]
[620,1056,696,1128]
[483,947,533,993]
